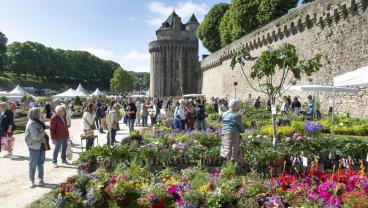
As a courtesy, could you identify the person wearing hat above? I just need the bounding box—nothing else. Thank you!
[220,99,245,164]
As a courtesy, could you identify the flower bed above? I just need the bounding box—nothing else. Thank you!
[53,160,368,207]
[77,128,368,175]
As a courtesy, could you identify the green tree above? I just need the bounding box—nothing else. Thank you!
[257,0,298,25]
[143,73,150,89]
[219,10,235,47]
[229,0,260,42]
[110,68,135,95]
[0,32,7,72]
[231,43,322,145]
[197,3,230,52]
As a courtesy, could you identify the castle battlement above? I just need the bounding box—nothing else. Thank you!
[201,0,368,71]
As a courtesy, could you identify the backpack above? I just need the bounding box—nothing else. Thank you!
[196,106,205,120]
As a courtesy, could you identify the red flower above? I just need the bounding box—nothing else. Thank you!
[104,185,113,198]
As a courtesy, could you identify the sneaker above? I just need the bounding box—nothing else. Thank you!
[52,163,58,168]
[62,160,70,165]
[39,180,45,187]
[29,182,36,188]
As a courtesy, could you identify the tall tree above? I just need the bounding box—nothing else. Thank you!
[0,32,7,72]
[197,3,230,53]
[110,68,135,95]
[219,10,235,47]
[143,73,150,89]
[229,0,260,42]
[231,43,322,145]
[257,0,298,25]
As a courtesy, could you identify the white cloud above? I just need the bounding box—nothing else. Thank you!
[122,51,150,60]
[80,47,114,60]
[80,48,150,72]
[146,1,208,27]
[120,51,150,72]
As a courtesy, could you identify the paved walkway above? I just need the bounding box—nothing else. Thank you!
[0,119,131,208]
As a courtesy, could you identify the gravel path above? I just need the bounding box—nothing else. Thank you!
[0,118,130,208]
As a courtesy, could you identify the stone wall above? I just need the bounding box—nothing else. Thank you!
[201,0,368,117]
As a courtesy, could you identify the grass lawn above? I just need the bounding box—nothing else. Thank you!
[0,72,73,91]
[26,192,54,208]
[13,125,26,134]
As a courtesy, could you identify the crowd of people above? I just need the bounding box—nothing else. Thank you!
[0,92,324,188]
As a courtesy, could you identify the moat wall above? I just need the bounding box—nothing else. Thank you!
[201,0,368,117]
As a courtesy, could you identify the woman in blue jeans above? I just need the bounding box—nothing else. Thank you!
[25,107,46,188]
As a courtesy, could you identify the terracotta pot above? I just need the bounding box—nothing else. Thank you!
[116,195,134,207]
[151,199,165,208]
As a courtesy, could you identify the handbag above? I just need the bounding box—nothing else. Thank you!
[66,140,73,160]
[44,134,51,151]
[84,118,96,130]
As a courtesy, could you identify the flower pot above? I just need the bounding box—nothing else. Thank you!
[150,199,165,208]
[116,195,134,207]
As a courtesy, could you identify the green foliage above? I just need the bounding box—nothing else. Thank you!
[73,96,82,106]
[257,0,298,25]
[0,96,8,102]
[110,68,136,95]
[143,73,150,89]
[204,103,214,114]
[229,0,260,41]
[219,10,234,47]
[208,113,219,121]
[197,3,230,52]
[231,43,321,102]
[0,31,7,72]
[5,41,119,89]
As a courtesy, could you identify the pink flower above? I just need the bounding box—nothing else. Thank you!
[167,185,178,195]
[211,172,220,178]
[285,137,291,142]
[176,196,183,205]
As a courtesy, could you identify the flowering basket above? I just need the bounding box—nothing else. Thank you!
[116,195,135,207]
[149,199,165,208]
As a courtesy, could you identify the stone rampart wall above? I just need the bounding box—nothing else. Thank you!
[201,0,368,117]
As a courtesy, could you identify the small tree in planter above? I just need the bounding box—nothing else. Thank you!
[231,43,322,146]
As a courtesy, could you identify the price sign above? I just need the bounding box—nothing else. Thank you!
[271,105,277,115]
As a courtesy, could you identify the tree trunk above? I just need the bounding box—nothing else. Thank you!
[271,97,277,146]
[271,113,277,146]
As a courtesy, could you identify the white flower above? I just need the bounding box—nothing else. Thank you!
[248,135,253,139]
[256,135,261,138]
[339,123,344,126]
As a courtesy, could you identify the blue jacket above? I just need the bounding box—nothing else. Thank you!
[221,111,245,135]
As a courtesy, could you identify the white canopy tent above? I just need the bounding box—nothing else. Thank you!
[334,65,368,87]
[182,94,205,98]
[6,85,35,102]
[288,85,357,93]
[75,84,88,97]
[89,88,105,96]
[288,84,357,136]
[53,88,86,99]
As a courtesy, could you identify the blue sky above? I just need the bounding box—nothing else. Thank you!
[1,0,303,72]
[0,0,232,72]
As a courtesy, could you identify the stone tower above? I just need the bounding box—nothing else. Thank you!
[149,12,200,97]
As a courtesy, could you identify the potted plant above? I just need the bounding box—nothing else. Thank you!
[109,176,138,207]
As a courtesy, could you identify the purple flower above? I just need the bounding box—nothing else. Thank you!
[285,137,291,142]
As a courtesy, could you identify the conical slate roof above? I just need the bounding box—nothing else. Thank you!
[160,11,179,29]
[187,14,198,24]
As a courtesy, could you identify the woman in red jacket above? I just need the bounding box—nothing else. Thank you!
[50,105,69,168]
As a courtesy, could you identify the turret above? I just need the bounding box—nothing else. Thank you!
[186,14,199,32]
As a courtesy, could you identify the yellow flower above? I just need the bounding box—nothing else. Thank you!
[199,184,211,193]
